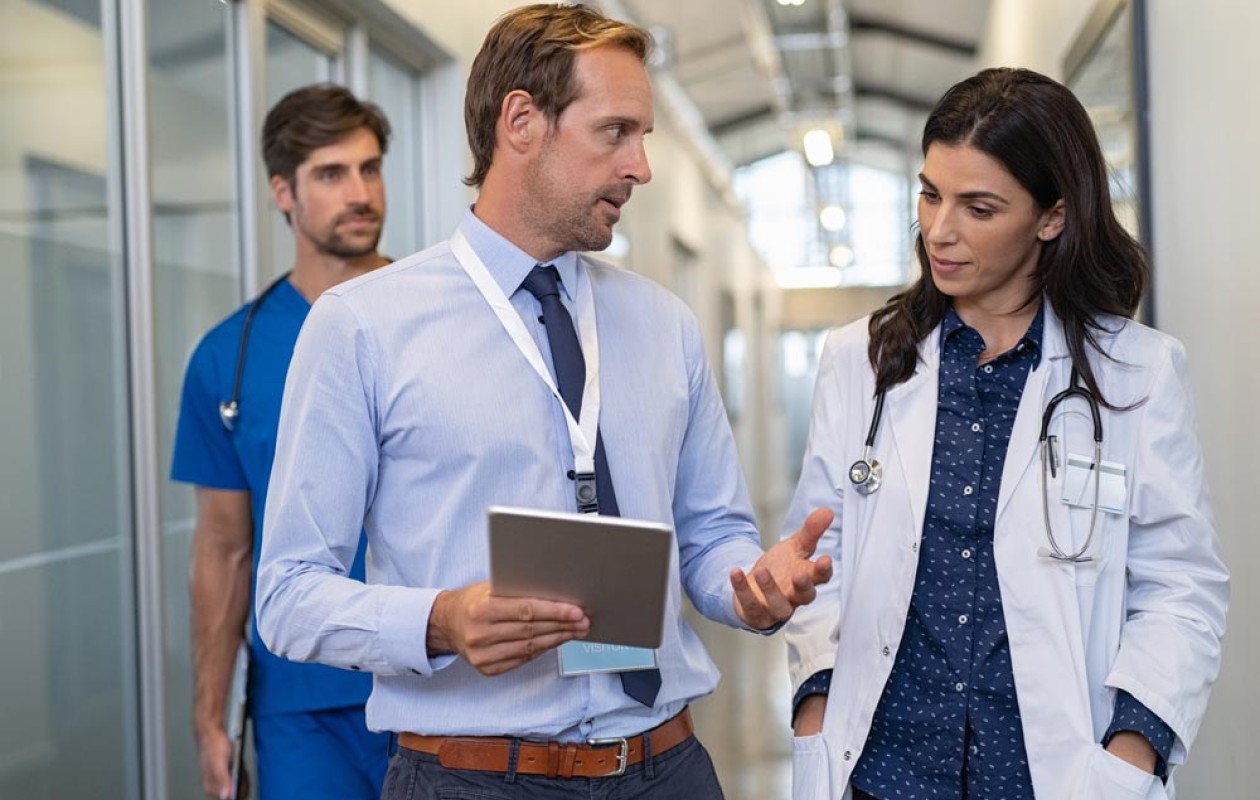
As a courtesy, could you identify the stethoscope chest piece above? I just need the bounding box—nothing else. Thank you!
[219,400,240,432]
[850,390,887,495]
[849,456,883,495]
[218,271,291,433]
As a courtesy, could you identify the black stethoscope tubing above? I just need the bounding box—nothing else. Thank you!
[218,271,292,432]
[848,391,886,495]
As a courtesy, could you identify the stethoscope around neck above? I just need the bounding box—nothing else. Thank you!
[849,366,1105,562]
[218,271,292,432]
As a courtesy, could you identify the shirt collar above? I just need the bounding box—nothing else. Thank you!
[456,208,580,301]
[941,301,1046,368]
[1024,302,1045,368]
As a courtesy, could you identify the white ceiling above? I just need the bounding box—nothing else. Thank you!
[624,0,992,166]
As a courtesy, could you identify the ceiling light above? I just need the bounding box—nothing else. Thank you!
[775,266,843,289]
[829,244,855,268]
[819,205,847,232]
[802,129,834,167]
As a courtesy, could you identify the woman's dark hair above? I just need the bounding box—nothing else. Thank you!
[868,67,1148,406]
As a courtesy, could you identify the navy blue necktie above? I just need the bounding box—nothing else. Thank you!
[520,265,662,707]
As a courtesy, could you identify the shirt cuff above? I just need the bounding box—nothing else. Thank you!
[791,669,833,723]
[1103,689,1175,779]
[376,585,450,676]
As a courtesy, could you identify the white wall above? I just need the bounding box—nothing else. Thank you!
[1144,3,1259,797]
[980,0,1097,78]
[980,2,1255,797]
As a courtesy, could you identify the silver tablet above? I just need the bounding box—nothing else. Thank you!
[488,506,673,649]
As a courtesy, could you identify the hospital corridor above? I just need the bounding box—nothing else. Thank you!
[1,0,1255,798]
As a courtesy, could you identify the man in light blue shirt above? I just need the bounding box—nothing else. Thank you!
[256,5,832,798]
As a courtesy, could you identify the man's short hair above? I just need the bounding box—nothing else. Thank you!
[463,3,652,188]
[262,83,391,185]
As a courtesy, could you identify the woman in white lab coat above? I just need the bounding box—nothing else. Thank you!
[783,68,1228,800]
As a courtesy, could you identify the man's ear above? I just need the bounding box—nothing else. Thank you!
[1038,199,1066,242]
[270,173,295,218]
[499,89,544,155]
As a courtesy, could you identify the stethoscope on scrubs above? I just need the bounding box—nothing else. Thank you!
[218,271,292,432]
[849,367,1104,562]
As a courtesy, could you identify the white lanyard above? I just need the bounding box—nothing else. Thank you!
[450,229,602,487]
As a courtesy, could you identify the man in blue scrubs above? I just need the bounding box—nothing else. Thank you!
[172,84,392,799]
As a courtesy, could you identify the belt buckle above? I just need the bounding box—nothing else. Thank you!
[585,736,628,777]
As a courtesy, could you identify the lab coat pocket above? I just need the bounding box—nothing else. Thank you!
[791,734,832,800]
[1077,746,1167,800]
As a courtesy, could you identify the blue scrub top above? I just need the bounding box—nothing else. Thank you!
[172,278,372,718]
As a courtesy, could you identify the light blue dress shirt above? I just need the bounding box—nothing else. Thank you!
[256,210,765,742]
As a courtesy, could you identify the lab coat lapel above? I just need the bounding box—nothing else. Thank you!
[996,305,1072,522]
[886,328,941,542]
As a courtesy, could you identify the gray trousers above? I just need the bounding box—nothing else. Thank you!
[381,736,724,800]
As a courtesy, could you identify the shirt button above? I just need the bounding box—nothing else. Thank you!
[983,365,994,373]
[911,541,918,552]
[843,750,853,761]
[958,614,969,624]
[971,423,981,433]
[961,549,972,559]
[963,485,974,496]
[350,665,361,671]
[955,682,965,692]
[882,646,891,657]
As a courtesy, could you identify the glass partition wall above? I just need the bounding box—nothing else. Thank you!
[149,1,241,796]
[0,1,446,797]
[0,1,138,797]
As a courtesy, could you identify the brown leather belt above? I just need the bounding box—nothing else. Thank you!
[397,708,694,779]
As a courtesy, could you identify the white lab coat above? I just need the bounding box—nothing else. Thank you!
[783,306,1228,800]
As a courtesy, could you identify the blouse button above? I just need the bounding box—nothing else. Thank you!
[971,423,981,433]
[983,365,994,373]
[963,485,974,496]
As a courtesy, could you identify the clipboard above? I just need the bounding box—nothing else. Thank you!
[225,639,249,799]
[488,506,672,649]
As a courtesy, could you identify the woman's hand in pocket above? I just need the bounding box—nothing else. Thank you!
[793,695,827,737]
